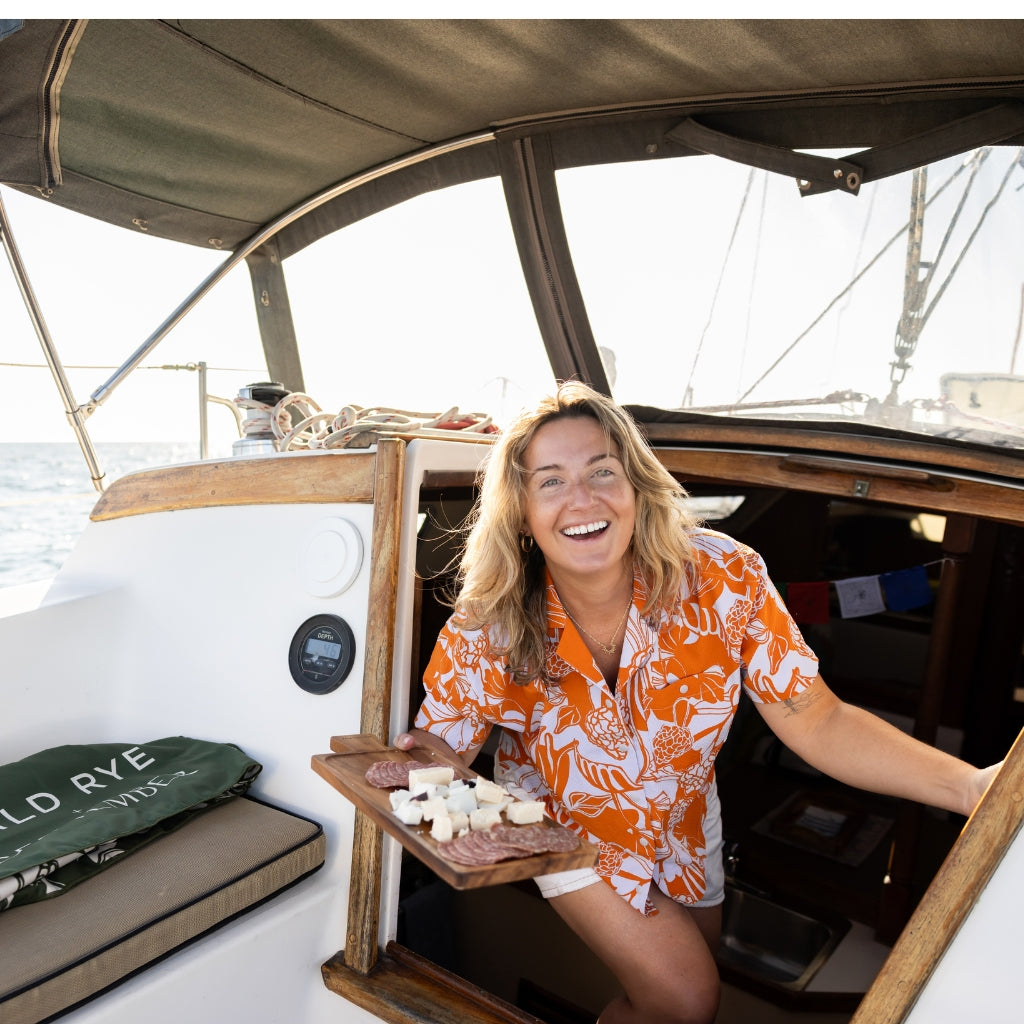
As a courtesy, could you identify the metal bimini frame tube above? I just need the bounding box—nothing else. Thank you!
[0,190,106,491]
[86,130,496,416]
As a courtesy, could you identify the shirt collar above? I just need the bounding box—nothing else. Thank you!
[542,565,657,681]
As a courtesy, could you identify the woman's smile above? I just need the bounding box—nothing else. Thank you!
[562,520,609,537]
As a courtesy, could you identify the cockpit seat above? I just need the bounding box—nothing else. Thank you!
[0,797,324,1024]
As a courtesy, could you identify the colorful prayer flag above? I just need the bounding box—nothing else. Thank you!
[880,565,933,612]
[834,575,886,618]
[785,581,831,624]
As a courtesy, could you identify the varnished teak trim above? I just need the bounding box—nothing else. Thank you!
[88,442,1024,529]
[658,448,1024,524]
[641,420,1024,482]
[90,451,376,520]
[344,439,405,975]
[322,942,545,1024]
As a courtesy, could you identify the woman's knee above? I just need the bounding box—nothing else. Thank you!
[623,953,720,1024]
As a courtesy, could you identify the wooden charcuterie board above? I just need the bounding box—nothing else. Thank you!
[311,734,597,890]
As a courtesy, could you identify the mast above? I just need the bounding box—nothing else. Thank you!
[886,167,929,412]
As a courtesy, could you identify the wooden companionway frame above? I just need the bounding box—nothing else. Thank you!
[343,438,404,977]
[850,722,1024,1023]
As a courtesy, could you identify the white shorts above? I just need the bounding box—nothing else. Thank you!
[533,779,725,908]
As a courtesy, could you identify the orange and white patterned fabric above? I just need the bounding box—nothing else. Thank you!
[415,529,819,915]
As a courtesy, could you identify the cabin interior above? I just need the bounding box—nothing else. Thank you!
[394,450,1024,1023]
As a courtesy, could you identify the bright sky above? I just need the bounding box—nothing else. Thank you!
[1,183,268,451]
[1,169,556,454]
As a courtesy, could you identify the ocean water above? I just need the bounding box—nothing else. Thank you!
[0,442,197,588]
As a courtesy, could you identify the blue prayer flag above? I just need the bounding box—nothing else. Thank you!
[880,565,933,612]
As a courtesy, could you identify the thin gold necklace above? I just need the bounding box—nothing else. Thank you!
[563,598,632,656]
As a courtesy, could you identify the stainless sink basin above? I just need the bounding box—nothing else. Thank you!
[716,885,850,991]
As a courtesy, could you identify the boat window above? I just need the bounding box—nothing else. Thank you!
[684,494,745,522]
[556,147,1024,450]
[2,184,264,453]
[283,177,553,427]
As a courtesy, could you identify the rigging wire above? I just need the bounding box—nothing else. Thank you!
[736,170,768,403]
[737,151,994,404]
[684,166,756,405]
[889,147,1021,400]
[0,361,259,372]
[834,181,878,360]
[918,149,1021,331]
[1011,283,1024,374]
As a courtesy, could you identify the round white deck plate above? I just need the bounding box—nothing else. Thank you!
[299,516,363,597]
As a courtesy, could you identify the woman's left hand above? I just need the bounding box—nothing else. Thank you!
[965,761,1003,816]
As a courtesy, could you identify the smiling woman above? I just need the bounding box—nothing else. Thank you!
[398,381,1002,1024]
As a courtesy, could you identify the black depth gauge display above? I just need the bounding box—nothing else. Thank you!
[288,614,356,694]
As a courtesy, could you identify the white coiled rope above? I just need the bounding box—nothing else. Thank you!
[234,392,497,451]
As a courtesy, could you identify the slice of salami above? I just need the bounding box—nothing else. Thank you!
[365,760,412,789]
[460,830,515,860]
[437,832,515,865]
[492,823,581,854]
[485,825,537,856]
[437,820,583,864]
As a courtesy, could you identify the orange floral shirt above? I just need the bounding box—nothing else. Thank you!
[415,530,818,915]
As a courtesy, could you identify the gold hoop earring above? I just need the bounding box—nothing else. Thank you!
[519,533,534,553]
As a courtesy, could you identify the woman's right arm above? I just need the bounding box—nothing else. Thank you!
[393,727,484,771]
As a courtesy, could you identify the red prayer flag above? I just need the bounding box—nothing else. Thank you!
[785,581,830,624]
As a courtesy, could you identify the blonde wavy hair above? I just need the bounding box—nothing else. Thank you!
[452,381,699,684]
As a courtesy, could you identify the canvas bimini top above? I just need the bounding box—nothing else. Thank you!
[3,19,1024,250]
[3,18,1024,464]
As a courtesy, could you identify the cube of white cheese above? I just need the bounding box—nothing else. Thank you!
[469,807,502,831]
[410,780,444,798]
[388,789,412,810]
[506,800,546,825]
[394,801,423,826]
[408,765,455,789]
[430,815,454,842]
[449,810,469,833]
[474,778,506,804]
[445,787,478,815]
[419,796,448,822]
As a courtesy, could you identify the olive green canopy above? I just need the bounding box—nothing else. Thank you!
[3,19,1024,254]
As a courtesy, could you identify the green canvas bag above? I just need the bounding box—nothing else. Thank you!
[0,736,261,909]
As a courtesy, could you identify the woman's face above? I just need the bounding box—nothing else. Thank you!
[520,415,636,590]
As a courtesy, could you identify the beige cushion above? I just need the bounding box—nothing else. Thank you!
[0,797,325,1024]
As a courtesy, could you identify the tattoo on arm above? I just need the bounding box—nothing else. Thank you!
[782,687,823,718]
